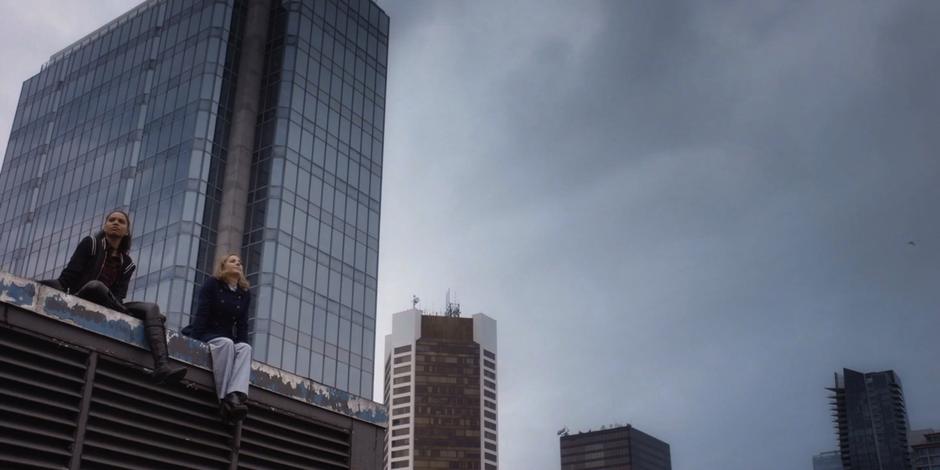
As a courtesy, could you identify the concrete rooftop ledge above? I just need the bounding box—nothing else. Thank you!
[0,271,387,427]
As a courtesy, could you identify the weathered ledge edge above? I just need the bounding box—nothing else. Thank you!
[0,271,387,426]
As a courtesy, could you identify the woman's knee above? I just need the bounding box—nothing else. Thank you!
[82,280,108,294]
[145,308,164,323]
[128,302,164,323]
[76,281,111,304]
[235,343,252,354]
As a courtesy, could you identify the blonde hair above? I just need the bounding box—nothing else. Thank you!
[214,254,250,290]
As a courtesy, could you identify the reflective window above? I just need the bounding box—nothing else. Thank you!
[0,0,241,330]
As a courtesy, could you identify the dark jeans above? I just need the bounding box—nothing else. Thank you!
[40,279,164,324]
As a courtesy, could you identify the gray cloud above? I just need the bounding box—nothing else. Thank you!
[375,0,940,468]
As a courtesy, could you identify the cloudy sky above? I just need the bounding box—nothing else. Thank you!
[2,1,939,469]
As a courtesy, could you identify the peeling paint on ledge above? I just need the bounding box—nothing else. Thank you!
[0,275,36,308]
[0,271,387,426]
[253,362,388,424]
[42,290,145,345]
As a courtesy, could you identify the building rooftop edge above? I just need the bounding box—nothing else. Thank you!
[42,0,391,70]
[44,0,160,69]
[0,271,387,426]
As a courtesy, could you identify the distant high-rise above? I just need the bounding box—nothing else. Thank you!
[383,308,498,470]
[0,0,389,398]
[828,368,911,470]
[813,450,844,470]
[559,424,671,470]
[912,430,940,470]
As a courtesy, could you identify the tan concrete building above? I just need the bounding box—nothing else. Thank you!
[383,309,498,470]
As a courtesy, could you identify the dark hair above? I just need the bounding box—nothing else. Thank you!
[95,210,133,253]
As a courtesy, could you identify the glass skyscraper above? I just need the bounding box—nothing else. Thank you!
[0,0,388,399]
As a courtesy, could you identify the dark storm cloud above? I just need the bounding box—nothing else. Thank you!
[375,1,940,468]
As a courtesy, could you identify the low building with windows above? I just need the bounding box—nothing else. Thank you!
[813,450,843,470]
[383,308,498,469]
[913,430,940,470]
[560,424,671,470]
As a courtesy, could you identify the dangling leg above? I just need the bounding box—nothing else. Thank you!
[126,301,187,384]
[209,337,247,423]
[228,342,252,418]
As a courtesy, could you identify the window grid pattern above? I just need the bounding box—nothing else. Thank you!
[0,0,240,329]
[411,331,482,468]
[913,442,940,470]
[482,349,497,469]
[384,346,414,470]
[243,0,388,399]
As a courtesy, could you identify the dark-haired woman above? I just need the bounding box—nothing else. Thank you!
[42,210,187,384]
[189,254,252,423]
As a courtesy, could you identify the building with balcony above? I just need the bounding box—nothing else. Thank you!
[828,368,911,470]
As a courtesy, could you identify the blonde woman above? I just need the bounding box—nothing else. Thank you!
[190,254,252,423]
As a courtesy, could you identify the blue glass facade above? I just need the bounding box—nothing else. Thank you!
[0,0,240,328]
[0,0,387,399]
[243,0,387,397]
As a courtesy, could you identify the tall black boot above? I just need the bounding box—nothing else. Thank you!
[144,320,187,384]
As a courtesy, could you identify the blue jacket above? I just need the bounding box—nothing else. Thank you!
[190,276,251,344]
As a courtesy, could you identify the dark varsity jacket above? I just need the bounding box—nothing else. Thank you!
[57,233,136,302]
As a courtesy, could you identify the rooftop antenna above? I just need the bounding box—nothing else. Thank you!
[444,289,461,317]
[411,295,420,310]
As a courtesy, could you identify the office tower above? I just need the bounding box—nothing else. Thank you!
[559,424,672,470]
[912,430,940,470]
[0,0,389,398]
[828,368,911,470]
[383,308,498,470]
[813,451,844,470]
